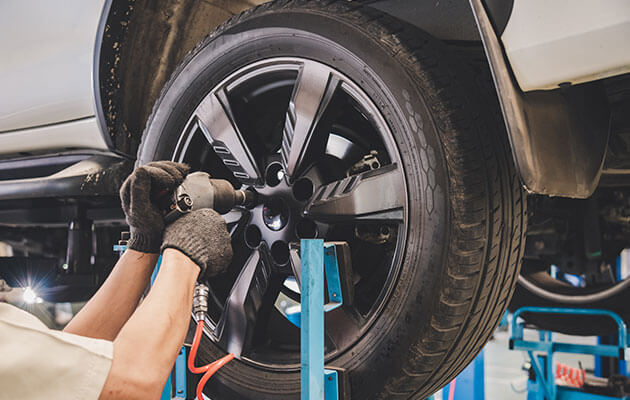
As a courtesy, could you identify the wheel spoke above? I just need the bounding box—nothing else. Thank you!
[250,274,287,347]
[214,247,272,357]
[195,89,261,185]
[304,163,406,223]
[223,209,248,235]
[281,61,340,180]
[325,306,365,352]
[288,242,301,287]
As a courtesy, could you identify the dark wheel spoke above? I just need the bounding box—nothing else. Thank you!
[195,89,261,185]
[251,274,287,347]
[304,163,406,223]
[281,60,340,180]
[224,209,248,235]
[214,247,272,357]
[288,242,301,287]
[325,306,365,352]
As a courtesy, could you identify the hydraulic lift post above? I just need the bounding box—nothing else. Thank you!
[510,307,630,400]
[300,239,343,400]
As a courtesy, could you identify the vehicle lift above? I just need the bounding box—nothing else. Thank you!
[116,238,345,399]
[510,307,630,400]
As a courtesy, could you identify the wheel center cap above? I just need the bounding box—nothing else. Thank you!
[262,197,290,231]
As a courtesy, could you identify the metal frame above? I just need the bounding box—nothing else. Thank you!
[149,257,188,400]
[510,306,630,400]
[301,239,342,400]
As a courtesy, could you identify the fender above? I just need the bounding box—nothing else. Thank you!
[469,0,610,198]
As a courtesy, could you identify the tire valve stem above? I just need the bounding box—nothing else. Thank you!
[189,283,234,399]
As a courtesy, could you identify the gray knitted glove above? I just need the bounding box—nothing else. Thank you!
[161,208,233,280]
[120,161,190,253]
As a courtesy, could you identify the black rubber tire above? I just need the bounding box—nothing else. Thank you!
[509,269,630,336]
[137,1,527,399]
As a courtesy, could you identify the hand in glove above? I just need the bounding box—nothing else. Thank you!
[120,161,190,253]
[161,208,233,281]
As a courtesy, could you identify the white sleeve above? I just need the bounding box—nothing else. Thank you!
[0,303,113,400]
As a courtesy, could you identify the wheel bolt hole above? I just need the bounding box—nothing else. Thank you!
[271,241,290,265]
[244,225,262,248]
[292,177,314,201]
[265,162,285,187]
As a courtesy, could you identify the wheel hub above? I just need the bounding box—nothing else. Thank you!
[246,163,316,266]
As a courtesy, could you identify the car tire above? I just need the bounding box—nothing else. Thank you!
[138,1,526,399]
[510,266,630,336]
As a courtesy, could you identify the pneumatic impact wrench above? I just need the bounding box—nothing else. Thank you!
[159,171,256,222]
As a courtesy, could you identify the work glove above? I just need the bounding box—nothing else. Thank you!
[161,208,233,281]
[120,161,190,253]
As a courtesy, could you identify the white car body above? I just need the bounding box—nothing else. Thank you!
[502,0,630,91]
[0,0,628,156]
[0,0,108,155]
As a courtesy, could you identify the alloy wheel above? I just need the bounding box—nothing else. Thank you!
[171,57,408,369]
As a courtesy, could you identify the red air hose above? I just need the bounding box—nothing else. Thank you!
[188,319,234,399]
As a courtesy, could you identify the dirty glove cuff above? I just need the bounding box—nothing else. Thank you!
[120,161,190,254]
[128,228,162,254]
[160,209,233,280]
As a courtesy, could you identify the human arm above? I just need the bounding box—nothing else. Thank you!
[99,249,198,399]
[63,250,158,340]
[64,161,189,339]
[99,208,232,399]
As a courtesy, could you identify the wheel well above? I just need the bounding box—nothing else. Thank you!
[96,0,267,157]
[96,0,489,158]
[98,0,611,199]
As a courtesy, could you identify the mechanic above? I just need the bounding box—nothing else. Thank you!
[0,161,232,400]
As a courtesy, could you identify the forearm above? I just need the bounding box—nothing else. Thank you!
[100,249,198,400]
[64,250,158,340]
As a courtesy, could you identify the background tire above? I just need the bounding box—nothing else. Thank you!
[510,267,630,336]
[138,1,527,398]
